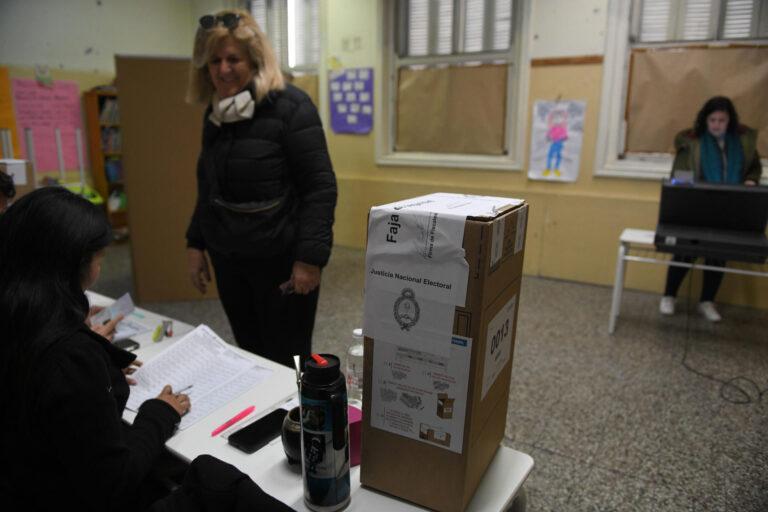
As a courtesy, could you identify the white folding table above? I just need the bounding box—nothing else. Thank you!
[88,291,534,511]
[608,228,768,333]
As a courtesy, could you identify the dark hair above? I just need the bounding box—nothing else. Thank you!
[693,96,740,137]
[0,171,16,199]
[0,187,112,390]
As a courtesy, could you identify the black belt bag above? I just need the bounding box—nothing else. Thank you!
[203,135,296,248]
[209,192,293,241]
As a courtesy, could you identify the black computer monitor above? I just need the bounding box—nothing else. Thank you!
[658,179,768,233]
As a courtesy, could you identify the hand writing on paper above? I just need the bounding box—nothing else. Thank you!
[88,314,124,342]
[280,261,321,295]
[157,385,191,417]
[123,359,142,386]
[187,248,212,294]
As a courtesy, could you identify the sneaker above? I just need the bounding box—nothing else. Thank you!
[698,301,722,322]
[659,296,675,315]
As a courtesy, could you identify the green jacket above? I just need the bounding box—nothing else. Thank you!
[671,126,763,183]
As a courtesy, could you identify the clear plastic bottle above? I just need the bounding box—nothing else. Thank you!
[345,328,364,406]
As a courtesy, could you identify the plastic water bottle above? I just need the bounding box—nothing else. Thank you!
[345,328,364,406]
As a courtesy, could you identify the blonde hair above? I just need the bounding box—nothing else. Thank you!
[187,8,284,105]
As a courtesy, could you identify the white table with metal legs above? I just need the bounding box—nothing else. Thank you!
[88,292,534,511]
[609,228,768,333]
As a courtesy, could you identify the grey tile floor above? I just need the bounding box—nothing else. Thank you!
[94,243,768,511]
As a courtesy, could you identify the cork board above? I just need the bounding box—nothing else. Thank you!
[396,64,507,155]
[625,46,768,156]
[115,56,212,302]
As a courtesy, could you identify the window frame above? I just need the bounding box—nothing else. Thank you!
[595,0,767,182]
[376,0,532,171]
[250,0,321,74]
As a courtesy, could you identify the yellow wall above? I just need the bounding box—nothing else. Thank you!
[327,62,768,309]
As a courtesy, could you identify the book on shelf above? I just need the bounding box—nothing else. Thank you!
[99,99,121,125]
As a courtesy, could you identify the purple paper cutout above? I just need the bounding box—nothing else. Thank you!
[329,68,373,134]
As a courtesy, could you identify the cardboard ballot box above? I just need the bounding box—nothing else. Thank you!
[0,159,36,199]
[361,193,528,512]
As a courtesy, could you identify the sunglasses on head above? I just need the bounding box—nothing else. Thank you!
[199,13,241,30]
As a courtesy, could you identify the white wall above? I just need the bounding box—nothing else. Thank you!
[529,0,608,58]
[0,0,194,74]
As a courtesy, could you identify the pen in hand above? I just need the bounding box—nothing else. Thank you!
[176,384,194,394]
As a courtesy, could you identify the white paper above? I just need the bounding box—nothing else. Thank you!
[2,160,27,186]
[481,295,517,399]
[528,100,587,183]
[373,193,523,219]
[113,317,151,342]
[91,292,135,325]
[515,205,528,254]
[364,207,468,356]
[365,288,457,357]
[491,217,505,268]
[126,325,272,430]
[371,336,472,454]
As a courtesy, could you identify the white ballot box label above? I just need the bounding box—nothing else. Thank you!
[364,208,467,356]
[482,295,517,400]
[515,204,528,254]
[371,336,471,453]
[490,216,505,268]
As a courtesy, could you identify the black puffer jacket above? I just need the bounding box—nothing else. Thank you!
[0,327,180,511]
[186,84,337,267]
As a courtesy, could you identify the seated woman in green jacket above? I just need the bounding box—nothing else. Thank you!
[660,96,762,322]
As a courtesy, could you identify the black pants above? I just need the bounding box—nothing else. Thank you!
[663,255,726,302]
[209,251,318,368]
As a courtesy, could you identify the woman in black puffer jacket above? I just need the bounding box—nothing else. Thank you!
[185,9,337,367]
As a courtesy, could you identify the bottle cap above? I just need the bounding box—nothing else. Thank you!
[352,328,363,339]
[304,353,341,385]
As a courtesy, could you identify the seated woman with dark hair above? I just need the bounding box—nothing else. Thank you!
[660,96,763,322]
[0,187,294,511]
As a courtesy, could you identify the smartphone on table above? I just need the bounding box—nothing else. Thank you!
[228,409,286,454]
[114,338,140,352]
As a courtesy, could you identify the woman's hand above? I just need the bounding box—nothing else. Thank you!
[157,384,191,417]
[88,314,124,342]
[123,359,142,386]
[281,261,321,295]
[744,180,757,186]
[187,248,211,294]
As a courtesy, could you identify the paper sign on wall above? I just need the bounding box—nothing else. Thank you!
[528,100,586,183]
[330,68,373,134]
[371,336,472,453]
[11,78,85,174]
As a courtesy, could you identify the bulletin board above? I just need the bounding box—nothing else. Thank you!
[116,56,209,302]
[11,78,85,174]
[0,67,20,158]
[625,46,768,156]
[396,64,507,155]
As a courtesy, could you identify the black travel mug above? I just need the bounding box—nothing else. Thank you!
[300,353,351,511]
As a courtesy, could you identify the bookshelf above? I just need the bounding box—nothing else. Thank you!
[84,89,127,231]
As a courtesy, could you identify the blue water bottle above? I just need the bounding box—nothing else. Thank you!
[300,353,351,511]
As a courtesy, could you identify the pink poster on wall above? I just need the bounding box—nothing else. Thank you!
[12,78,84,174]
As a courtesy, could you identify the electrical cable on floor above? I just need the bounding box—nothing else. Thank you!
[678,265,767,405]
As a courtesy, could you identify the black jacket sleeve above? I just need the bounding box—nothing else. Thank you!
[43,340,180,511]
[187,118,212,250]
[186,154,208,250]
[283,98,338,267]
